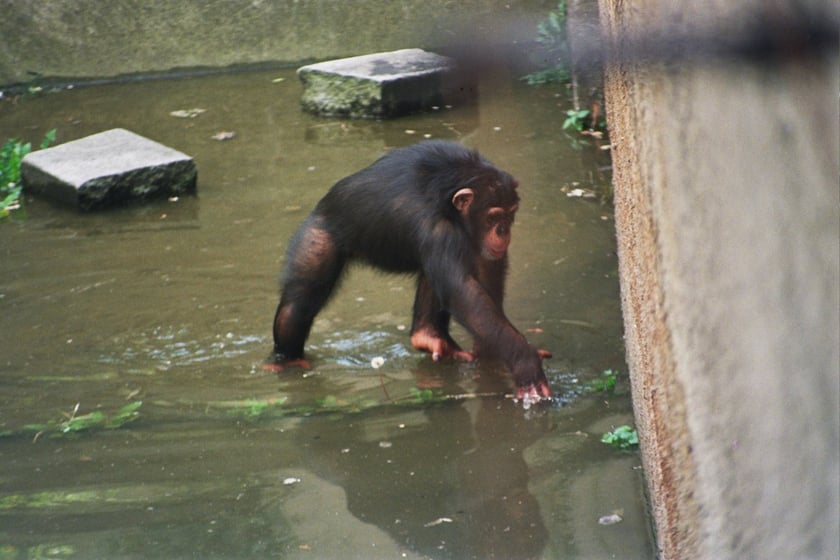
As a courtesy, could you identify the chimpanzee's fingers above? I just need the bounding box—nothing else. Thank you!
[453,350,475,362]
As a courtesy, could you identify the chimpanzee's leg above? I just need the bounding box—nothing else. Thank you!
[410,274,473,362]
[273,214,345,362]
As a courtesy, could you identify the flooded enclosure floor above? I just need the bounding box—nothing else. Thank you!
[0,68,654,558]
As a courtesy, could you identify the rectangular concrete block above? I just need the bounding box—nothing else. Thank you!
[297,48,476,118]
[21,128,196,210]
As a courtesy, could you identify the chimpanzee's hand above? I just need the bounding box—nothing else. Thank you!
[512,352,553,407]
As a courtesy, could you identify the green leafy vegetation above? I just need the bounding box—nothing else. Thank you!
[220,397,289,419]
[522,1,570,86]
[601,425,639,450]
[407,387,438,404]
[587,369,619,395]
[0,401,142,440]
[0,129,56,220]
[563,109,591,132]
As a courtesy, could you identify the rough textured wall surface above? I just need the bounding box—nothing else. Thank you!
[599,1,839,558]
[0,0,552,86]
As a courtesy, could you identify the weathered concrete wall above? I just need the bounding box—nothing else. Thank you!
[0,0,552,86]
[599,1,839,558]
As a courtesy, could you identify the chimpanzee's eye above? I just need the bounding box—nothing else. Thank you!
[486,208,505,226]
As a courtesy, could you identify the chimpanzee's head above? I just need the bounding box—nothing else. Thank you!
[452,169,519,261]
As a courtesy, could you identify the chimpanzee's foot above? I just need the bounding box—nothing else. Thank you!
[410,328,473,362]
[263,352,312,372]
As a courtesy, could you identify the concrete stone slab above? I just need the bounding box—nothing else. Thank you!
[21,128,196,210]
[297,48,476,118]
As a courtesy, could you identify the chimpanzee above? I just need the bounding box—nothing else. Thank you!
[271,140,552,403]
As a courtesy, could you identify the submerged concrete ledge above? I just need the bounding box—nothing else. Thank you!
[297,48,476,118]
[21,128,196,211]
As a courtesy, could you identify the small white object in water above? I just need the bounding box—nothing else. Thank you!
[283,477,301,485]
[370,356,385,369]
[211,131,236,141]
[169,108,206,118]
[598,513,623,525]
[566,188,597,199]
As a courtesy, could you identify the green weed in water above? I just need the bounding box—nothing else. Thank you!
[587,369,619,395]
[211,387,467,421]
[601,425,639,451]
[221,397,289,419]
[1,401,143,439]
[407,387,438,404]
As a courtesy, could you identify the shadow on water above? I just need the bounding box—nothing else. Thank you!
[0,68,654,558]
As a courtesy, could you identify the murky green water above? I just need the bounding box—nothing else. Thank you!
[0,68,653,559]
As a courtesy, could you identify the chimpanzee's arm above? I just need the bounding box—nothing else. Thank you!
[421,230,550,399]
[451,274,548,394]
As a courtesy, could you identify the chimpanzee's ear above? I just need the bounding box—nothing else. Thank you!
[452,188,474,214]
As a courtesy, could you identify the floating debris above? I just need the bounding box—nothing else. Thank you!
[211,131,236,141]
[598,511,624,525]
[370,356,385,369]
[283,477,301,486]
[169,108,206,118]
[566,188,597,199]
[424,517,453,527]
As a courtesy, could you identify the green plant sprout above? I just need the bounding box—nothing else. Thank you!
[563,109,591,132]
[601,424,639,450]
[0,129,56,220]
